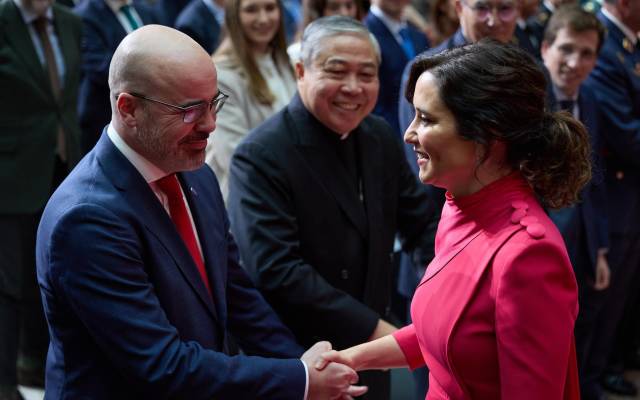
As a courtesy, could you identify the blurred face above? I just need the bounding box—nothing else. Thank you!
[240,0,281,53]
[457,0,517,43]
[296,34,379,135]
[621,0,640,31]
[324,0,358,18]
[133,61,219,173]
[22,0,52,16]
[519,0,540,19]
[542,27,598,97]
[373,0,411,20]
[404,72,482,197]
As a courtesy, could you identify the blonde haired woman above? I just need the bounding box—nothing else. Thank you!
[206,0,296,199]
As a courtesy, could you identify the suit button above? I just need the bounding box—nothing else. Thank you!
[341,269,349,280]
[616,171,624,180]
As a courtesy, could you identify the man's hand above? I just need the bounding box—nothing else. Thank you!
[593,250,610,291]
[302,342,368,399]
[313,349,354,371]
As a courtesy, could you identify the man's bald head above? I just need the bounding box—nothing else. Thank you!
[108,25,215,109]
[107,25,219,174]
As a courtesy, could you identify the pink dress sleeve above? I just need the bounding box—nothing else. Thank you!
[493,236,579,399]
[392,324,426,370]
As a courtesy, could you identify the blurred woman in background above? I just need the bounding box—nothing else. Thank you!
[206,0,296,199]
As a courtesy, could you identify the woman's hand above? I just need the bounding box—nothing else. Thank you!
[315,350,355,371]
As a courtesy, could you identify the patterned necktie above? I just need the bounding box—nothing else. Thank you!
[33,16,66,161]
[120,4,141,30]
[156,174,211,295]
[398,27,416,60]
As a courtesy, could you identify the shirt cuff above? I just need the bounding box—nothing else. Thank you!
[301,359,309,400]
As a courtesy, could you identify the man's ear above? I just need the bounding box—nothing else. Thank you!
[116,93,139,127]
[295,61,305,80]
[540,39,550,59]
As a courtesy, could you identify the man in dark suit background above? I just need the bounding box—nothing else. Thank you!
[540,7,610,400]
[153,0,191,25]
[0,0,82,398]
[36,25,364,399]
[228,16,437,400]
[364,0,429,135]
[582,0,640,397]
[73,0,157,153]
[175,0,224,55]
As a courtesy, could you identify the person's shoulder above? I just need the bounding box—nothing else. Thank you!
[215,57,244,76]
[239,106,291,147]
[52,5,82,35]
[74,0,108,15]
[493,200,569,266]
[175,0,205,24]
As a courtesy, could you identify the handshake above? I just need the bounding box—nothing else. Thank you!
[301,341,366,400]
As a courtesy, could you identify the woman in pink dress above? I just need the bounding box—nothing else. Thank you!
[317,40,589,399]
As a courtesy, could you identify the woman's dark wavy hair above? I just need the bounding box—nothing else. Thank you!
[405,39,591,209]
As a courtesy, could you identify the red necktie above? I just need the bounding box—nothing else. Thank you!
[155,174,211,295]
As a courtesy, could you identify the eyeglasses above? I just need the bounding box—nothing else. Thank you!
[124,91,229,123]
[460,0,517,22]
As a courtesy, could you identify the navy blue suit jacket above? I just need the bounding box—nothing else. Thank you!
[585,11,640,235]
[549,84,609,274]
[73,0,157,154]
[36,131,305,399]
[175,0,221,54]
[514,22,541,60]
[154,0,192,25]
[364,12,429,135]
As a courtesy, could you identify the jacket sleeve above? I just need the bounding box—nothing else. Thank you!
[47,203,306,399]
[222,206,306,359]
[492,234,578,399]
[392,324,426,370]
[228,139,380,348]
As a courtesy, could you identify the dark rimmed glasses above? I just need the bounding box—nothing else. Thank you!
[460,0,517,22]
[123,91,229,123]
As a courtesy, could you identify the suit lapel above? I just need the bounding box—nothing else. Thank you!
[2,1,50,98]
[420,230,484,285]
[179,173,228,324]
[95,133,220,324]
[289,99,369,238]
[371,14,409,63]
